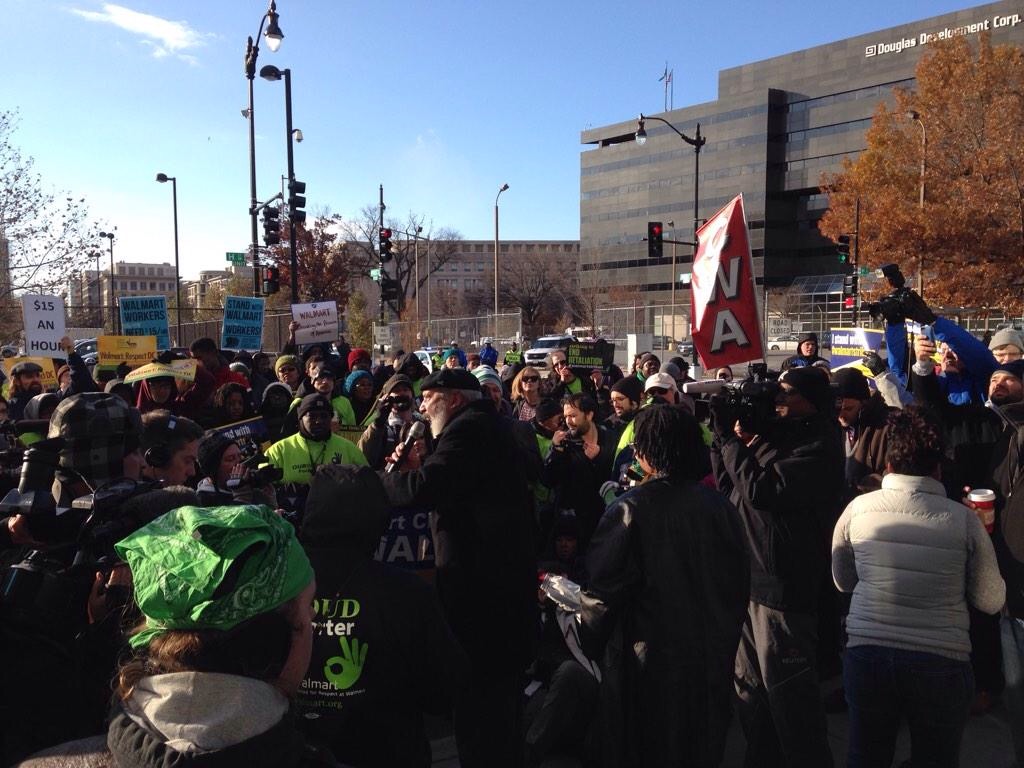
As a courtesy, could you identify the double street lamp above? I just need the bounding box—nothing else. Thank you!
[155,173,182,343]
[244,0,284,297]
[98,230,118,333]
[494,183,509,325]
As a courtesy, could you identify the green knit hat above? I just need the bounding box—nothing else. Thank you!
[115,505,314,649]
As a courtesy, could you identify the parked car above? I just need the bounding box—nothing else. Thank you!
[676,339,694,358]
[767,334,800,352]
[524,335,574,368]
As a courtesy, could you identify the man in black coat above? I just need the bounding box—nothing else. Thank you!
[379,368,536,768]
[710,366,844,768]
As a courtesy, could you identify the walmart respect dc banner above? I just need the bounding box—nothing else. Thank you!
[119,296,171,350]
[221,296,265,350]
[829,327,883,368]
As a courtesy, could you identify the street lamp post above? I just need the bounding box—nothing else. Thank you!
[425,237,433,345]
[494,183,509,333]
[155,173,182,344]
[666,220,676,343]
[88,250,101,328]
[98,231,118,333]
[636,114,705,371]
[907,110,927,298]
[259,64,300,299]
[244,1,284,298]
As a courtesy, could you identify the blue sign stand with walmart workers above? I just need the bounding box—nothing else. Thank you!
[221,296,265,350]
[119,295,171,350]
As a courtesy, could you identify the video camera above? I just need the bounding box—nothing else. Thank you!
[865,263,912,323]
[683,362,781,434]
[0,437,161,636]
[225,438,284,489]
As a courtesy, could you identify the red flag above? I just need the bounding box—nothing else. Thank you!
[690,195,764,369]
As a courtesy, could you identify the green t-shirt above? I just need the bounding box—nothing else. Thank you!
[266,432,368,485]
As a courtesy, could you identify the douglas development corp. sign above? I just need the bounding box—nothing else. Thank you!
[865,10,1022,58]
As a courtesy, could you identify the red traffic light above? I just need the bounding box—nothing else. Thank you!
[844,297,855,309]
[379,228,392,239]
[651,224,662,237]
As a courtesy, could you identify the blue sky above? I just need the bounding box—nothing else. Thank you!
[7,0,971,280]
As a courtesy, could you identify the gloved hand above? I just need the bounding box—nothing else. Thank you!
[862,351,887,377]
[375,396,392,425]
[708,397,739,439]
[900,290,937,325]
[598,480,621,505]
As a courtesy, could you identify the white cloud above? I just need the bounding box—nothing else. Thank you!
[70,3,211,65]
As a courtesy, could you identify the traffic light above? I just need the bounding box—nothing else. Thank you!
[379,228,393,262]
[262,206,281,246]
[263,265,280,294]
[288,180,306,224]
[380,277,401,302]
[842,273,858,298]
[837,235,851,263]
[647,221,663,259]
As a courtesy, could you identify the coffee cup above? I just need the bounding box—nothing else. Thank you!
[968,489,996,533]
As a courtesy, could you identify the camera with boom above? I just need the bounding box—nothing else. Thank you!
[683,362,781,435]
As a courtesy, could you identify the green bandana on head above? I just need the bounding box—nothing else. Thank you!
[115,505,314,649]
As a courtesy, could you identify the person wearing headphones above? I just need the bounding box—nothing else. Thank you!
[139,409,205,487]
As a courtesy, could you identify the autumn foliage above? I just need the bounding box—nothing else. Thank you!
[819,34,1024,314]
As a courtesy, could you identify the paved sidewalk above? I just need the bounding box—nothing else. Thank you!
[430,686,1016,767]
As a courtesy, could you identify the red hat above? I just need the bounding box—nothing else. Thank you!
[347,348,370,369]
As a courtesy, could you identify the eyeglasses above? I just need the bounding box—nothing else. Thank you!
[522,376,540,383]
[278,366,297,373]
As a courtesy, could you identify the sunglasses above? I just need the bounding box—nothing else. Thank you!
[647,387,669,396]
[553,361,568,369]
[522,376,540,383]
[278,366,297,373]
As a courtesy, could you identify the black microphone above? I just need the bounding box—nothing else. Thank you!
[385,420,427,473]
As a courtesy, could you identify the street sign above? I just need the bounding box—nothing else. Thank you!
[858,266,869,276]
[369,268,382,281]
[226,252,246,265]
[373,324,392,347]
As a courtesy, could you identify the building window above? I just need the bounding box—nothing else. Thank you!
[130,281,137,290]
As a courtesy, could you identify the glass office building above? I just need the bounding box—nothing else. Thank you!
[580,0,1024,317]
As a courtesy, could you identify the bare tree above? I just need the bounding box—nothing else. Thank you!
[339,205,462,315]
[0,111,99,317]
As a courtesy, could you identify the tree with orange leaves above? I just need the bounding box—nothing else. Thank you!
[819,33,1024,314]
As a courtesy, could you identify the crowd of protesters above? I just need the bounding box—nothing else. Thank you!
[0,290,1022,768]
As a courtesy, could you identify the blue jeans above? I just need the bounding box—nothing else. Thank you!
[1003,616,1024,765]
[844,644,973,768]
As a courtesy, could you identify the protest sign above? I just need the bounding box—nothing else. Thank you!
[2,357,58,388]
[375,508,435,572]
[829,327,884,368]
[97,335,157,368]
[123,359,197,384]
[119,296,170,350]
[690,195,764,368]
[565,340,616,371]
[21,295,66,358]
[221,296,265,350]
[291,301,339,346]
[213,416,272,450]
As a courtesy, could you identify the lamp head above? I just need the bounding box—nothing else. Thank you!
[292,128,303,142]
[264,2,284,52]
[259,64,282,81]
[155,173,171,183]
[635,115,647,146]
[907,110,921,121]
[499,183,509,192]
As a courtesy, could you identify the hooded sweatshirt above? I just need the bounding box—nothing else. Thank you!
[297,465,465,768]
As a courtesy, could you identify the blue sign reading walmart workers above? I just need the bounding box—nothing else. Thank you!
[119,296,170,350]
[221,296,265,350]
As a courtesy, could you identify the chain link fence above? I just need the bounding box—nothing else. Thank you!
[373,312,523,354]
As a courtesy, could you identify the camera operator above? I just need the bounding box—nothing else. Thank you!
[138,410,204,487]
[709,366,844,768]
[0,392,199,763]
[358,373,422,470]
[194,432,278,508]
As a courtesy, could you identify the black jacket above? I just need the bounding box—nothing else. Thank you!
[580,478,749,768]
[986,402,1024,618]
[711,414,844,612]
[540,426,615,547]
[379,399,537,670]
